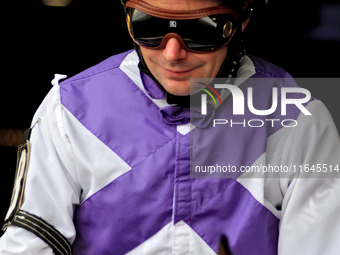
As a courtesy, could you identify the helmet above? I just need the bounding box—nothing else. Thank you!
[120,0,268,11]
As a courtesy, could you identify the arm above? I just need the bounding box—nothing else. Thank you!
[0,85,81,254]
[278,100,340,254]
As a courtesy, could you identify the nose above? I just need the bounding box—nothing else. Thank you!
[163,37,188,62]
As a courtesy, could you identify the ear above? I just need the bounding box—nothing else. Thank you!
[241,17,250,32]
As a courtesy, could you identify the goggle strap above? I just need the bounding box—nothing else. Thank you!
[126,0,238,20]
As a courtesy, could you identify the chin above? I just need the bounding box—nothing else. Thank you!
[162,82,191,96]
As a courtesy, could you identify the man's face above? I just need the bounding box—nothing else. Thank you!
[139,0,227,96]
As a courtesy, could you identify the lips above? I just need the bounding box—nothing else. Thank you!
[164,68,193,73]
[162,67,195,78]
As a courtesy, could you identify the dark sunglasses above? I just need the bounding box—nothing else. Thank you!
[125,0,239,53]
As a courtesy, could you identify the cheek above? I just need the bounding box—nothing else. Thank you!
[213,48,228,74]
[140,47,163,66]
[199,47,228,76]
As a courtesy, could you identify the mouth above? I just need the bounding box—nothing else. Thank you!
[162,67,196,78]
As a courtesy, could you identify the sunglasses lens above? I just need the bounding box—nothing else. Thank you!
[127,8,236,51]
[135,37,164,47]
[130,14,167,47]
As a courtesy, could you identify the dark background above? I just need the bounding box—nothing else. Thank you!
[1,0,340,233]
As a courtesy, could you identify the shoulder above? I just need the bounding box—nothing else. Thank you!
[34,49,141,139]
[246,54,293,79]
[60,49,138,86]
[55,50,141,112]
